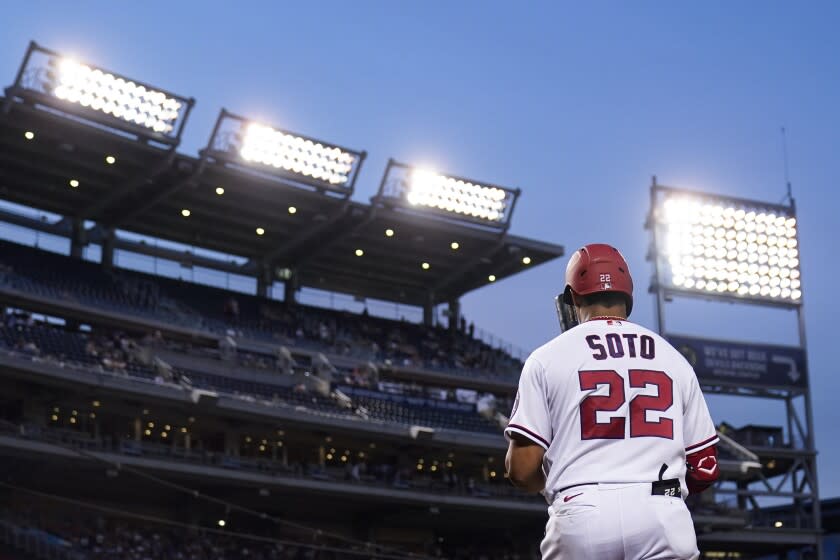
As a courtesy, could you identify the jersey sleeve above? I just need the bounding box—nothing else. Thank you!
[504,357,552,450]
[682,372,718,454]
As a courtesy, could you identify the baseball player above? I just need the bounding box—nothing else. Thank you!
[504,244,719,559]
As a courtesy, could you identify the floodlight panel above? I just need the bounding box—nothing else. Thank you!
[238,122,356,187]
[47,58,182,135]
[406,168,510,222]
[656,192,802,305]
[12,44,191,141]
[208,112,364,191]
[379,162,517,226]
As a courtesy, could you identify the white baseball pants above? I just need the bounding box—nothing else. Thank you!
[541,482,699,560]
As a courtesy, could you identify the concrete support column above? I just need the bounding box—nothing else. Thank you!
[101,228,116,270]
[70,218,86,259]
[284,273,299,306]
[224,431,239,457]
[448,299,460,334]
[423,293,435,327]
[736,480,748,510]
[256,262,272,298]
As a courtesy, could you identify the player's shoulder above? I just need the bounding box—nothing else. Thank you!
[527,320,604,364]
[528,329,575,363]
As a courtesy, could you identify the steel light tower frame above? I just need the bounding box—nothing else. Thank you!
[646,177,822,559]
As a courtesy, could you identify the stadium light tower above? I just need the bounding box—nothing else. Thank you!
[3,41,195,146]
[651,185,802,311]
[647,177,822,558]
[375,159,521,230]
[202,109,366,196]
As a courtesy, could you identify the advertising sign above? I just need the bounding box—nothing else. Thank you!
[667,334,807,389]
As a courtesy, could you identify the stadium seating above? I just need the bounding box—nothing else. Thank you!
[0,240,521,380]
[0,509,539,560]
[0,418,523,505]
[0,320,501,434]
[0,513,391,560]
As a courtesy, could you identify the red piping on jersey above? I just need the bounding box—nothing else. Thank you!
[507,423,550,448]
[686,434,719,453]
[589,316,627,321]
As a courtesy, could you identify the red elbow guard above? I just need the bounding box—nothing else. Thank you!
[686,444,719,495]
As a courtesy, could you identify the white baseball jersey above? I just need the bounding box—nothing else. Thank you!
[505,318,718,503]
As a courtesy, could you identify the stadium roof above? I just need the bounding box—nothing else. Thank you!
[0,46,564,307]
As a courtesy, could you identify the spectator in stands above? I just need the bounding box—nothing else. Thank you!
[312,353,337,381]
[219,330,237,362]
[84,338,99,358]
[274,346,296,375]
[223,297,240,324]
[15,337,40,356]
[318,321,331,344]
[153,356,175,384]
[100,351,126,374]
[446,468,459,491]
[349,460,366,482]
[142,329,165,348]
[466,476,477,495]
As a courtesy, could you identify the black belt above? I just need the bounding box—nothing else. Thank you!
[555,465,681,499]
[556,482,598,495]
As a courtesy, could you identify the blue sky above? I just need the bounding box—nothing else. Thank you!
[1,2,838,498]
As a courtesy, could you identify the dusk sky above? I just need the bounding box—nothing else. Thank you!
[1,2,838,498]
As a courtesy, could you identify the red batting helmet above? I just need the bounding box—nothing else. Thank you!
[562,244,634,316]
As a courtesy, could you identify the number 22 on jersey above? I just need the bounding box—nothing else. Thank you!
[578,369,674,440]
